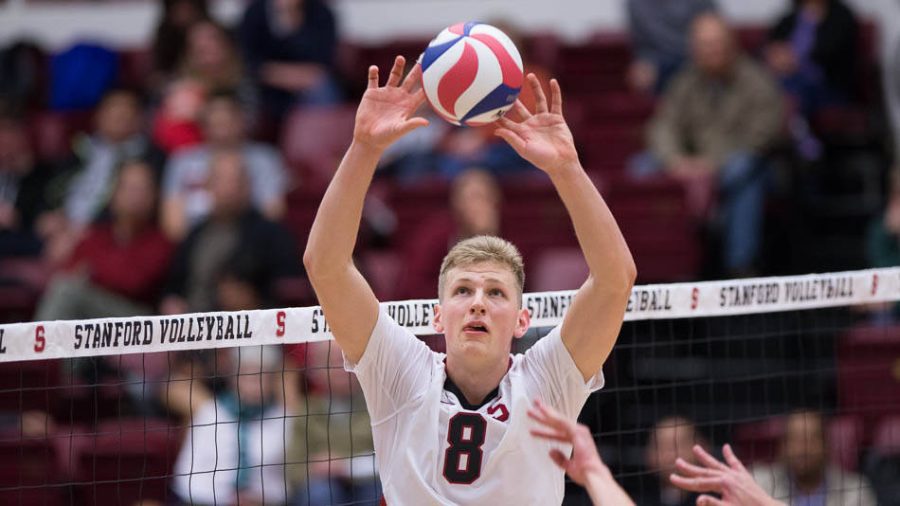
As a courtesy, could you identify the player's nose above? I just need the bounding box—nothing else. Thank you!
[469,290,487,314]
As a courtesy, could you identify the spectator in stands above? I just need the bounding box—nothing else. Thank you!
[866,179,900,322]
[35,159,172,320]
[0,112,54,258]
[42,89,164,264]
[160,148,299,314]
[400,168,501,298]
[633,14,784,277]
[765,0,858,118]
[150,0,209,85]
[239,0,340,127]
[751,410,877,506]
[153,20,254,154]
[634,416,705,506]
[161,90,288,240]
[167,345,294,505]
[288,342,379,506]
[626,0,716,95]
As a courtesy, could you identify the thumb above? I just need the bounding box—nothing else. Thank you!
[697,494,727,506]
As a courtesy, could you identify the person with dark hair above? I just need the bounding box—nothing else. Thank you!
[750,410,876,506]
[160,148,299,314]
[160,90,288,241]
[151,0,210,83]
[239,0,340,125]
[765,0,859,117]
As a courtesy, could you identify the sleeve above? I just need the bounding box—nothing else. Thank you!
[520,326,604,420]
[248,147,288,206]
[343,310,436,423]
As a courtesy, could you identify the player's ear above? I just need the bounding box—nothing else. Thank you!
[513,307,530,339]
[432,304,444,333]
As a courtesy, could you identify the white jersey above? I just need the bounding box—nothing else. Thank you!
[345,310,604,505]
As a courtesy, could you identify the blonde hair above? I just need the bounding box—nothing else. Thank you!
[438,235,525,304]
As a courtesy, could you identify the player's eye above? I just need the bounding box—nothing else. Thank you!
[489,288,504,297]
[455,286,470,295]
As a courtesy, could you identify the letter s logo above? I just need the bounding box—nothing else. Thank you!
[276,311,286,337]
[34,325,45,353]
[691,288,700,310]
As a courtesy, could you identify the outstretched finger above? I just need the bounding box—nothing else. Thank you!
[674,458,717,478]
[669,474,723,494]
[693,445,730,472]
[722,444,747,473]
[529,428,570,443]
[386,56,406,87]
[529,73,548,114]
[367,66,379,89]
[550,79,564,115]
[396,116,429,137]
[401,62,422,92]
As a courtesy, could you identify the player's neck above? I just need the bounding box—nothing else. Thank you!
[445,355,508,407]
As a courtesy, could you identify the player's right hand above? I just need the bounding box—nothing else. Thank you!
[353,55,429,152]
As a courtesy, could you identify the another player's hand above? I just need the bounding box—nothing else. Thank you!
[353,55,429,153]
[670,444,785,506]
[495,74,579,176]
[527,399,605,486]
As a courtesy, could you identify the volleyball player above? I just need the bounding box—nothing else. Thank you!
[303,55,636,504]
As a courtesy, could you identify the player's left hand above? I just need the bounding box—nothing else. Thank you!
[495,74,579,176]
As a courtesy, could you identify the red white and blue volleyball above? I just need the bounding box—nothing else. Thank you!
[421,22,524,127]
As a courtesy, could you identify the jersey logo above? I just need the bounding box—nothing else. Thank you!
[487,399,509,422]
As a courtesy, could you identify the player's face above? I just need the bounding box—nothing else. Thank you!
[433,261,530,366]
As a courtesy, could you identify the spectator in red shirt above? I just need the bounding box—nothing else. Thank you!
[35,159,173,320]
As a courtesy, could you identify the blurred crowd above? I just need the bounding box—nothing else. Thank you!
[2,0,900,504]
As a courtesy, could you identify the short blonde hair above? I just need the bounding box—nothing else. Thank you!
[438,235,525,304]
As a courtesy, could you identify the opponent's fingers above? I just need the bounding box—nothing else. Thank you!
[550,78,563,115]
[697,495,727,506]
[548,449,570,470]
[401,62,422,92]
[693,445,730,472]
[675,458,718,478]
[669,474,724,493]
[529,73,548,114]
[386,56,406,87]
[722,444,747,473]
[529,428,570,443]
[367,66,379,89]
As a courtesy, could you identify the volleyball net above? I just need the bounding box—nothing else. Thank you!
[0,267,898,505]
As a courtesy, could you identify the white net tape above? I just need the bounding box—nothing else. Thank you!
[1,267,898,363]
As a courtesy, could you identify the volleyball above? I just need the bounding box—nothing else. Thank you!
[420,22,524,127]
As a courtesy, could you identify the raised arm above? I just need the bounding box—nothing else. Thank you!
[495,75,636,381]
[303,56,428,363]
